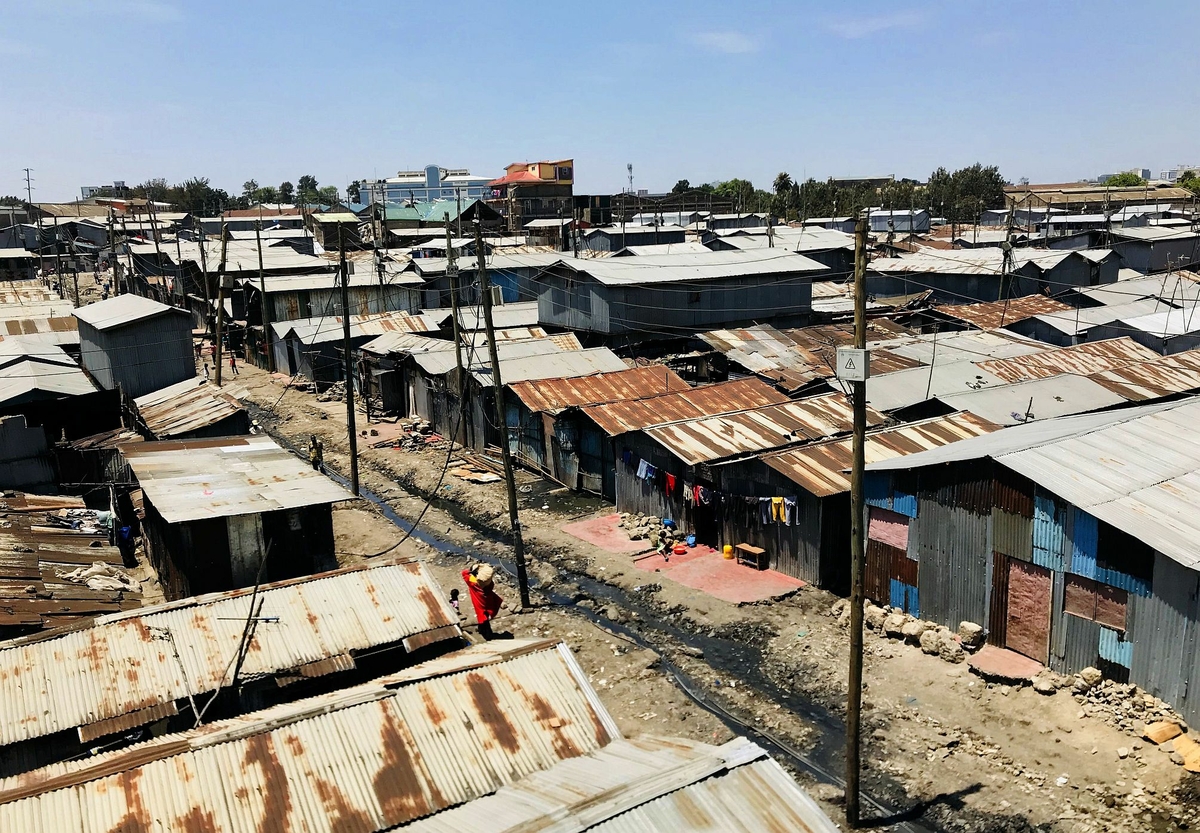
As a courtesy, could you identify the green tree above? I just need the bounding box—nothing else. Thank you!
[317,185,339,206]
[297,175,319,205]
[254,185,279,204]
[169,177,228,216]
[0,196,25,206]
[1105,171,1147,187]
[670,179,691,194]
[1177,171,1200,193]
[347,181,361,203]
[713,178,755,210]
[773,172,793,196]
[278,181,295,203]
[132,178,170,202]
[242,179,259,202]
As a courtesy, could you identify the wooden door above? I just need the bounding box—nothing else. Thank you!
[1006,559,1052,663]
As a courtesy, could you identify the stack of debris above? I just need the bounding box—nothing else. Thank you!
[383,418,448,452]
[617,512,684,551]
[316,380,346,402]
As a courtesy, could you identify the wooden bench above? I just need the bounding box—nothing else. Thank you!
[735,543,767,571]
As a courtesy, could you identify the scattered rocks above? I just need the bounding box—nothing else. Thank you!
[810,783,844,805]
[1075,666,1103,693]
[919,628,942,656]
[938,635,966,664]
[901,619,931,642]
[864,603,887,631]
[1032,671,1059,695]
[882,613,908,638]
[679,645,705,660]
[1117,746,1129,759]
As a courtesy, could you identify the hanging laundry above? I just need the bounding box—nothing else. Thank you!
[636,459,648,479]
[684,482,694,504]
[783,496,798,526]
[698,486,712,505]
[770,497,785,522]
[759,497,772,524]
[622,449,633,466]
[645,464,657,482]
[665,473,677,494]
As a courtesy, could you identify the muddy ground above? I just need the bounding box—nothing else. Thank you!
[220,358,1197,832]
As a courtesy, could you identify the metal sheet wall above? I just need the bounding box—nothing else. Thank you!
[993,509,1033,561]
[1099,626,1133,668]
[1128,552,1199,715]
[1050,609,1102,675]
[615,433,684,522]
[1067,507,1099,579]
[1032,490,1066,571]
[911,498,990,630]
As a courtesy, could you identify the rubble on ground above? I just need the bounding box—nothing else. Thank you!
[316,380,346,402]
[616,512,686,552]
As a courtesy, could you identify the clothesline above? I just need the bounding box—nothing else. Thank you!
[622,447,802,526]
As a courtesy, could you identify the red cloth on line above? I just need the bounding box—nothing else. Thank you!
[665,473,677,494]
[462,569,503,623]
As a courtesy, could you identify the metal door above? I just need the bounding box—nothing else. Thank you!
[1006,559,1052,663]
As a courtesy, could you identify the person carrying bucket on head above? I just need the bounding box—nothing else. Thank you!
[462,562,503,640]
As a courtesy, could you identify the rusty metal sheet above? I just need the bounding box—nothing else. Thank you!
[642,392,884,466]
[581,378,787,437]
[935,296,1073,330]
[132,378,246,439]
[976,337,1157,382]
[508,365,688,415]
[761,412,999,497]
[120,434,353,523]
[0,640,619,832]
[0,559,461,752]
[77,701,179,743]
[1089,348,1200,400]
[1006,559,1052,663]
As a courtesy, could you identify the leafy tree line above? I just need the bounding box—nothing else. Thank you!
[85,174,341,215]
[671,164,1009,224]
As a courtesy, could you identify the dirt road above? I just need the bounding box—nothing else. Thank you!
[226,359,1197,832]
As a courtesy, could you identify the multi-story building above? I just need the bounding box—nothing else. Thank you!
[359,165,492,205]
[1159,165,1200,183]
[487,159,574,231]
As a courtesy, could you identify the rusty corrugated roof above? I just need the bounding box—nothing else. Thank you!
[132,378,246,439]
[406,735,841,833]
[1089,348,1200,400]
[643,393,885,465]
[935,295,1073,330]
[581,378,788,437]
[0,640,619,831]
[0,558,461,752]
[508,365,688,414]
[0,494,141,633]
[974,337,1158,383]
[759,412,1001,497]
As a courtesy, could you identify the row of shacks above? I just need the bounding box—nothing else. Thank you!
[0,557,839,831]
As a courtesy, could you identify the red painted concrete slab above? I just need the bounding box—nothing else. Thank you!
[562,513,649,554]
[633,546,805,604]
[968,644,1045,682]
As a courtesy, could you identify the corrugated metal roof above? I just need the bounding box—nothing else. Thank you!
[1116,304,1200,336]
[618,241,713,255]
[1032,298,1175,335]
[358,330,454,358]
[866,362,1008,412]
[73,294,188,331]
[643,393,884,465]
[1089,348,1200,400]
[0,558,462,751]
[0,639,621,832]
[935,295,1074,329]
[471,347,628,386]
[934,374,1130,426]
[975,337,1159,382]
[132,378,246,439]
[560,249,828,286]
[253,271,422,293]
[121,435,353,523]
[280,311,440,344]
[870,248,1114,276]
[0,315,77,341]
[761,412,1000,496]
[581,378,789,436]
[0,494,141,632]
[131,240,333,273]
[868,397,1200,570]
[407,735,840,833]
[0,341,97,403]
[508,365,688,414]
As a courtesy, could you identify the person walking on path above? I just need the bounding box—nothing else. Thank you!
[308,435,324,472]
[462,563,503,640]
[229,353,239,376]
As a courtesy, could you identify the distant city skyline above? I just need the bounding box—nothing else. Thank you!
[2,0,1198,202]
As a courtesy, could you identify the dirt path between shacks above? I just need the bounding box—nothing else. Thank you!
[226,360,1197,833]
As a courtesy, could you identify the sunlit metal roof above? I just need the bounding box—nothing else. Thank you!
[508,365,687,414]
[934,295,1073,329]
[581,378,789,436]
[1089,348,1200,400]
[0,640,618,832]
[0,558,461,751]
[73,294,188,331]
[121,435,353,523]
[132,377,246,439]
[760,412,1000,497]
[642,393,884,465]
[974,337,1157,382]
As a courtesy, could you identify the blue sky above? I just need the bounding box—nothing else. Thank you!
[3,0,1199,201]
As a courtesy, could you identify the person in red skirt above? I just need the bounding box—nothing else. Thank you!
[461,563,503,640]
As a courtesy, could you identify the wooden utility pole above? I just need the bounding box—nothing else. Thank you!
[120,215,134,292]
[256,220,273,372]
[107,208,116,289]
[24,169,44,282]
[147,199,165,298]
[213,225,229,386]
[475,218,530,609]
[446,214,466,410]
[338,224,360,496]
[845,213,869,827]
